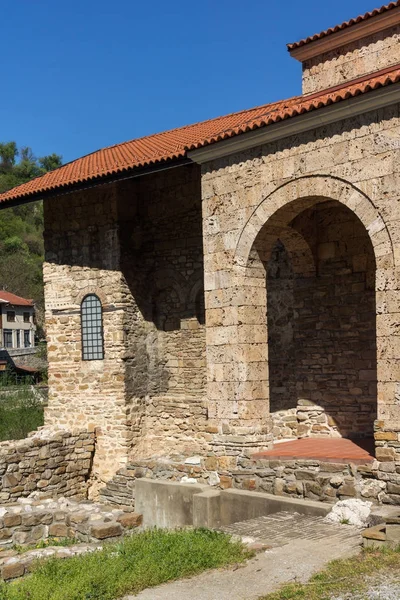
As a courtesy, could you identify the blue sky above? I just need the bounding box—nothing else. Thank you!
[2,0,373,163]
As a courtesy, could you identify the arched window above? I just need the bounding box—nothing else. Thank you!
[81,294,104,360]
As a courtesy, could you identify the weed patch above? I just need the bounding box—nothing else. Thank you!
[0,528,251,600]
[259,547,400,600]
[0,388,43,441]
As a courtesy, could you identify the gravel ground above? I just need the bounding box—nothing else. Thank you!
[330,576,400,600]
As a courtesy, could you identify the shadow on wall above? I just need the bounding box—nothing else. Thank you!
[116,164,206,400]
[266,200,377,440]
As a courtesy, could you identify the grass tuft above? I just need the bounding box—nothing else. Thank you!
[0,528,251,600]
[0,387,43,441]
[259,546,400,600]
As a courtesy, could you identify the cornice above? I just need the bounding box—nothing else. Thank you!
[289,7,400,63]
[188,83,400,164]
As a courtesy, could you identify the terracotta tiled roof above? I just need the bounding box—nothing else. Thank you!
[1,63,400,206]
[287,1,400,50]
[0,291,34,306]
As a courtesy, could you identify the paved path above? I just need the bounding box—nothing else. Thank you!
[220,511,361,547]
[122,512,362,600]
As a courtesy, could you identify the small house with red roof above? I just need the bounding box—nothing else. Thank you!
[0,291,36,350]
[0,2,399,504]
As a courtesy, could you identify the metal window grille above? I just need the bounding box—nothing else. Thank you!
[81,294,104,361]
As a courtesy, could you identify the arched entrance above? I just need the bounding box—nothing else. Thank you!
[206,176,395,456]
[266,200,376,441]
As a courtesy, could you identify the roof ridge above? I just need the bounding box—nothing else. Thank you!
[7,95,302,191]
[99,94,303,152]
[287,0,400,50]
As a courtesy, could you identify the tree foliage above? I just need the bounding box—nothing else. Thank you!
[0,143,62,335]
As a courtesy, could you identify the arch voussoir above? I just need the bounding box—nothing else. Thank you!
[235,176,394,268]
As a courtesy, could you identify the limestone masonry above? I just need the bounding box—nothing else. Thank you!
[1,2,400,507]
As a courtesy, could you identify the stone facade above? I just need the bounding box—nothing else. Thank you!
[300,25,400,94]
[202,108,400,457]
[43,165,208,489]
[0,428,94,502]
[35,8,400,506]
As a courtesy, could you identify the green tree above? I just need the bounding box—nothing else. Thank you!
[0,143,62,337]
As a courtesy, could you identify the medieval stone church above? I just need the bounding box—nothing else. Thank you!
[1,2,400,504]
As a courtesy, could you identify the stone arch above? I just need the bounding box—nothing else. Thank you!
[74,287,108,308]
[205,175,395,450]
[187,270,204,306]
[235,175,394,271]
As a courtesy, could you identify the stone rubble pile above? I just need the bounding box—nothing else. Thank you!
[0,496,142,551]
[0,542,103,581]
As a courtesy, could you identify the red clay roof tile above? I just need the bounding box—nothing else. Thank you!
[1,63,400,205]
[0,291,34,306]
[287,0,400,50]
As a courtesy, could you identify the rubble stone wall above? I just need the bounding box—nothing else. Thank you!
[0,428,94,503]
[117,165,209,459]
[99,422,400,507]
[301,26,400,94]
[43,184,133,486]
[43,166,209,489]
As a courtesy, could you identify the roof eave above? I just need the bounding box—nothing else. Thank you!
[0,156,193,208]
[288,5,400,62]
[188,81,400,164]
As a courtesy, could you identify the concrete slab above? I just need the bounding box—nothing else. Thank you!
[135,479,332,530]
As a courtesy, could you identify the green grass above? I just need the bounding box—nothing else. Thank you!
[0,388,44,441]
[0,528,251,600]
[259,546,400,600]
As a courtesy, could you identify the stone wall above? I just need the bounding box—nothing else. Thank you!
[0,428,94,502]
[117,165,208,459]
[43,183,131,487]
[301,26,400,94]
[43,165,208,489]
[202,103,400,456]
[99,424,400,507]
[0,497,142,581]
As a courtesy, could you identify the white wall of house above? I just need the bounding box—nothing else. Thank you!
[0,305,36,349]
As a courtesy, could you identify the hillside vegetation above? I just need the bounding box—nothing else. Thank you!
[0,142,62,333]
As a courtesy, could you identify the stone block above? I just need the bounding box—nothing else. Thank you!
[376,447,397,462]
[49,523,70,537]
[89,522,123,540]
[375,432,398,441]
[295,470,317,481]
[22,513,53,527]
[2,562,25,580]
[386,524,400,543]
[116,513,143,529]
[362,524,386,541]
[3,514,22,528]
[339,482,356,497]
[219,476,232,489]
